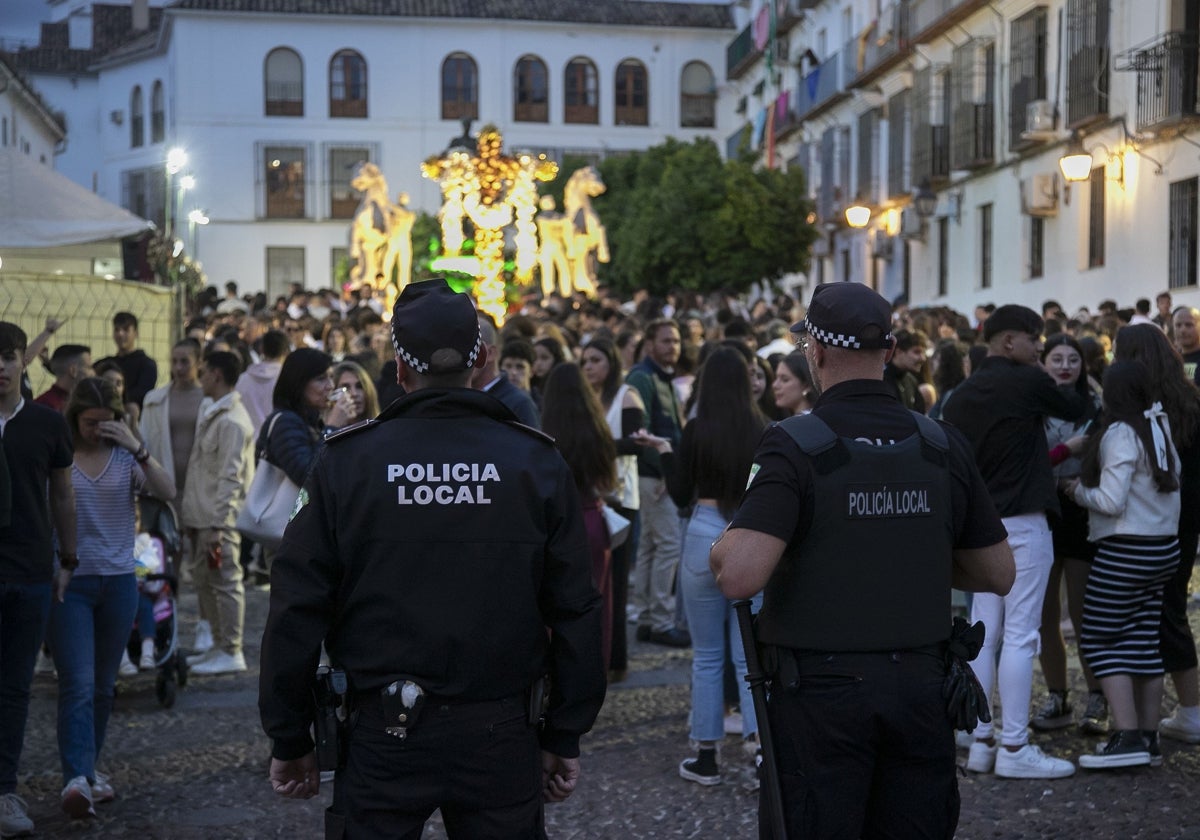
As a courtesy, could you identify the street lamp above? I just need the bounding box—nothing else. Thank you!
[164,147,188,238]
[1058,133,1093,183]
[844,204,871,228]
[187,209,209,261]
[913,179,938,220]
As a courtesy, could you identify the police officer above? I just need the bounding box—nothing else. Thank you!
[710,282,1015,839]
[259,279,606,838]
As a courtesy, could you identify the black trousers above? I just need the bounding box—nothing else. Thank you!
[327,694,544,840]
[1160,530,1200,673]
[762,649,958,840]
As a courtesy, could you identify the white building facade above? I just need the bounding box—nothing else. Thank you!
[727,0,1200,315]
[8,0,734,297]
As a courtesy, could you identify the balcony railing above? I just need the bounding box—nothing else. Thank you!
[909,0,989,45]
[1065,0,1110,128]
[794,51,845,119]
[849,2,912,86]
[776,0,816,36]
[726,24,762,81]
[951,102,995,169]
[1119,32,1200,133]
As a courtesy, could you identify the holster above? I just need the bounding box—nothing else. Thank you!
[313,665,349,771]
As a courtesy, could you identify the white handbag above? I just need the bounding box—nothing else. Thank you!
[235,413,301,549]
[600,502,631,548]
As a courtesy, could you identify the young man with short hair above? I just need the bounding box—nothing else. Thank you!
[34,345,93,413]
[0,322,77,837]
[96,312,158,409]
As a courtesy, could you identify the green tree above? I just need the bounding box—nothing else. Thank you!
[592,137,816,296]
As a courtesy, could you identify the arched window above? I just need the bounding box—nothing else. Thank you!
[513,55,548,122]
[150,80,165,142]
[680,61,715,128]
[330,49,367,118]
[265,47,304,116]
[130,86,144,147]
[441,53,478,120]
[615,59,648,126]
[564,57,598,125]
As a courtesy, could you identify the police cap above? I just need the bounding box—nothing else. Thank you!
[791,282,894,350]
[390,279,482,375]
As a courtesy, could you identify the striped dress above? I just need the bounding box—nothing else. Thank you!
[1073,422,1181,678]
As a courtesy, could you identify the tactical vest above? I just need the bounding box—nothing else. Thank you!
[757,412,955,652]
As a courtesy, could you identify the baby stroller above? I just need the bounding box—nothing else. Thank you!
[127,496,188,708]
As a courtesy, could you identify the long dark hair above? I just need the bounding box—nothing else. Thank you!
[931,339,967,395]
[753,355,783,421]
[688,347,767,519]
[582,337,623,408]
[1041,333,1100,425]
[272,347,332,422]
[779,350,817,407]
[541,363,617,497]
[1080,361,1178,493]
[1113,323,1200,448]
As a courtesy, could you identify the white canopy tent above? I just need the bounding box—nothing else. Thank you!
[0,147,152,249]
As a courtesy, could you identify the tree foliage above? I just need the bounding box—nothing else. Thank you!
[591,138,817,297]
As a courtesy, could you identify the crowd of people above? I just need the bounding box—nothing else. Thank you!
[3,275,1200,836]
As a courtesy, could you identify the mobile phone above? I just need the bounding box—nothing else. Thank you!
[328,386,349,405]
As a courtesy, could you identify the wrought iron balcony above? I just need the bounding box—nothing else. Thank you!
[726,23,762,81]
[794,51,845,119]
[1118,31,1200,133]
[909,0,989,45]
[848,2,912,87]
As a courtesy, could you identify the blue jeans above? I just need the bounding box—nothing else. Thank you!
[47,573,138,784]
[0,581,52,794]
[679,503,761,742]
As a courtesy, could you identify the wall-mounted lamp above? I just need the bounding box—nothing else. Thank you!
[913,179,938,220]
[1058,133,1092,182]
[845,204,871,228]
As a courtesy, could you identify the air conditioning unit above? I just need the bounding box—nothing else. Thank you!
[899,208,926,240]
[109,109,124,126]
[872,228,894,260]
[1024,100,1055,136]
[1020,173,1059,217]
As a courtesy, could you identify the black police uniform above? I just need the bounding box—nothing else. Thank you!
[732,379,1006,839]
[259,387,606,839]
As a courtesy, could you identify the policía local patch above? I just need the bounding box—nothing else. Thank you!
[844,482,933,519]
[289,487,309,522]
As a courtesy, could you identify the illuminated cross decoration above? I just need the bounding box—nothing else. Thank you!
[422,123,548,323]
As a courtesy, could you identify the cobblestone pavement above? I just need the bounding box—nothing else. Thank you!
[14,585,1200,838]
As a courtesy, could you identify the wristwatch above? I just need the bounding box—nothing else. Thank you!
[59,552,79,571]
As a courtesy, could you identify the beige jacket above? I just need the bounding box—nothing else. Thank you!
[179,392,255,531]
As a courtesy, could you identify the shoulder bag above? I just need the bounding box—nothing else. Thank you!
[235,413,301,549]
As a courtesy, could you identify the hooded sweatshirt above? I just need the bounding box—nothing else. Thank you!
[235,360,282,434]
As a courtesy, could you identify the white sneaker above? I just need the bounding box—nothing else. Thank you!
[190,650,247,675]
[724,710,743,735]
[186,649,216,666]
[139,651,157,670]
[90,771,115,804]
[192,620,213,654]
[61,775,96,819]
[966,740,997,773]
[35,650,56,677]
[0,792,34,837]
[118,650,138,677]
[1160,709,1200,744]
[994,743,1075,779]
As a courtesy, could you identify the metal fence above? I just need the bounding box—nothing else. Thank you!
[0,273,181,396]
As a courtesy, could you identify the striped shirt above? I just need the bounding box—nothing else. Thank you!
[72,448,146,576]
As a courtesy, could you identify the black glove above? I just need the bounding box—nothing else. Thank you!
[942,617,991,732]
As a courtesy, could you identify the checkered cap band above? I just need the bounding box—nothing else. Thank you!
[391,329,482,374]
[804,318,889,350]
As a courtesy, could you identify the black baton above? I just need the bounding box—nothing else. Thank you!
[734,599,788,840]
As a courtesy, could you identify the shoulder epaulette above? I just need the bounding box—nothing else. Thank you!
[505,419,556,445]
[324,418,376,444]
